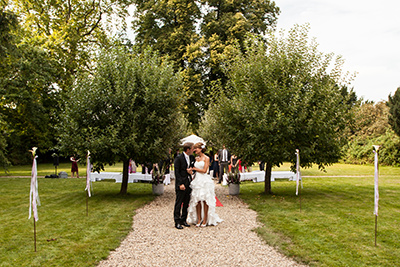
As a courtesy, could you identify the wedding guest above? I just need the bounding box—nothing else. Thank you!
[129,159,137,173]
[152,163,159,174]
[212,150,219,178]
[231,154,240,172]
[208,150,214,174]
[70,155,80,178]
[159,151,172,185]
[218,145,231,184]
[142,162,152,174]
[171,148,180,172]
[258,161,265,171]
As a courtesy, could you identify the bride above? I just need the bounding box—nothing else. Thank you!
[187,142,223,227]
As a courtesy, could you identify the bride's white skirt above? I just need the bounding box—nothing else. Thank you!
[187,172,223,226]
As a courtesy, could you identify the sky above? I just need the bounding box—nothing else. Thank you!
[275,0,400,102]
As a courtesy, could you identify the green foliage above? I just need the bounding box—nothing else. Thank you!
[132,0,280,128]
[388,87,400,137]
[349,101,388,138]
[0,178,154,266]
[201,0,280,87]
[343,101,400,166]
[0,9,59,165]
[0,9,17,167]
[58,47,188,193]
[344,130,400,166]
[133,0,200,69]
[9,0,133,91]
[200,24,355,193]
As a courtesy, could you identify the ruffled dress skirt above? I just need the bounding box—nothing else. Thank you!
[187,169,223,226]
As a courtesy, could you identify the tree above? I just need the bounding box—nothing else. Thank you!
[201,0,280,87]
[388,87,400,137]
[132,0,280,128]
[133,0,201,70]
[1,44,59,164]
[341,100,400,166]
[0,9,59,164]
[199,25,355,194]
[0,9,18,167]
[59,47,188,194]
[9,0,133,91]
[133,0,203,129]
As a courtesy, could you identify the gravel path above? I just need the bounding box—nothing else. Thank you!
[98,180,305,267]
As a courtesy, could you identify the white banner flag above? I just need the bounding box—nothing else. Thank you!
[295,149,301,195]
[373,145,380,216]
[86,151,92,197]
[29,148,40,221]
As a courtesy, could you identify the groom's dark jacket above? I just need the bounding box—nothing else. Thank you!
[174,152,195,191]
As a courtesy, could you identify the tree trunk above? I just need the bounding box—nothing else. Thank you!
[264,162,272,194]
[119,158,129,195]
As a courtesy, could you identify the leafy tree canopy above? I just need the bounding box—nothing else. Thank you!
[0,9,59,165]
[132,0,280,129]
[58,47,188,194]
[199,24,355,193]
[8,0,133,91]
[343,101,400,166]
[388,87,400,137]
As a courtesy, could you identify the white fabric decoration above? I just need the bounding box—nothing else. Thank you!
[29,148,40,222]
[373,145,380,216]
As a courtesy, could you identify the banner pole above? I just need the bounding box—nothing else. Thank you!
[34,219,37,252]
[299,184,302,212]
[373,145,380,247]
[375,215,378,247]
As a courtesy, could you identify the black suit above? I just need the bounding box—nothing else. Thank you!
[173,152,195,225]
[218,148,231,183]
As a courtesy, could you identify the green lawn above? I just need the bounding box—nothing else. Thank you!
[271,162,400,177]
[0,162,141,177]
[239,175,400,267]
[2,162,400,266]
[0,178,154,266]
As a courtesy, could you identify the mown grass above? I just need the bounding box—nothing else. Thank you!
[271,162,400,177]
[0,178,154,266]
[239,175,400,267]
[0,162,141,177]
[3,162,400,266]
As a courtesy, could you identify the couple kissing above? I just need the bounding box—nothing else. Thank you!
[173,142,223,229]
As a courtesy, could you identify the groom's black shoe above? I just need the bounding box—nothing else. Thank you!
[182,222,190,227]
[175,224,184,230]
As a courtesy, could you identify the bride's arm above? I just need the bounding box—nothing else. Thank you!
[193,157,210,174]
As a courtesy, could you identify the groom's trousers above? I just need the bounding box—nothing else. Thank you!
[174,188,191,224]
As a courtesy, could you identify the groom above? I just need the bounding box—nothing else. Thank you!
[173,142,195,229]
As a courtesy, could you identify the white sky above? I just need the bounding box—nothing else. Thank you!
[275,0,400,102]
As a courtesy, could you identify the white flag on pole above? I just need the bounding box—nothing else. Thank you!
[29,148,40,221]
[86,151,92,197]
[373,145,380,216]
[295,149,301,195]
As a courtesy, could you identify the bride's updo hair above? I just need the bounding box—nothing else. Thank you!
[194,142,206,153]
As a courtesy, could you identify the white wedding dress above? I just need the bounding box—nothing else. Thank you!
[187,161,223,226]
